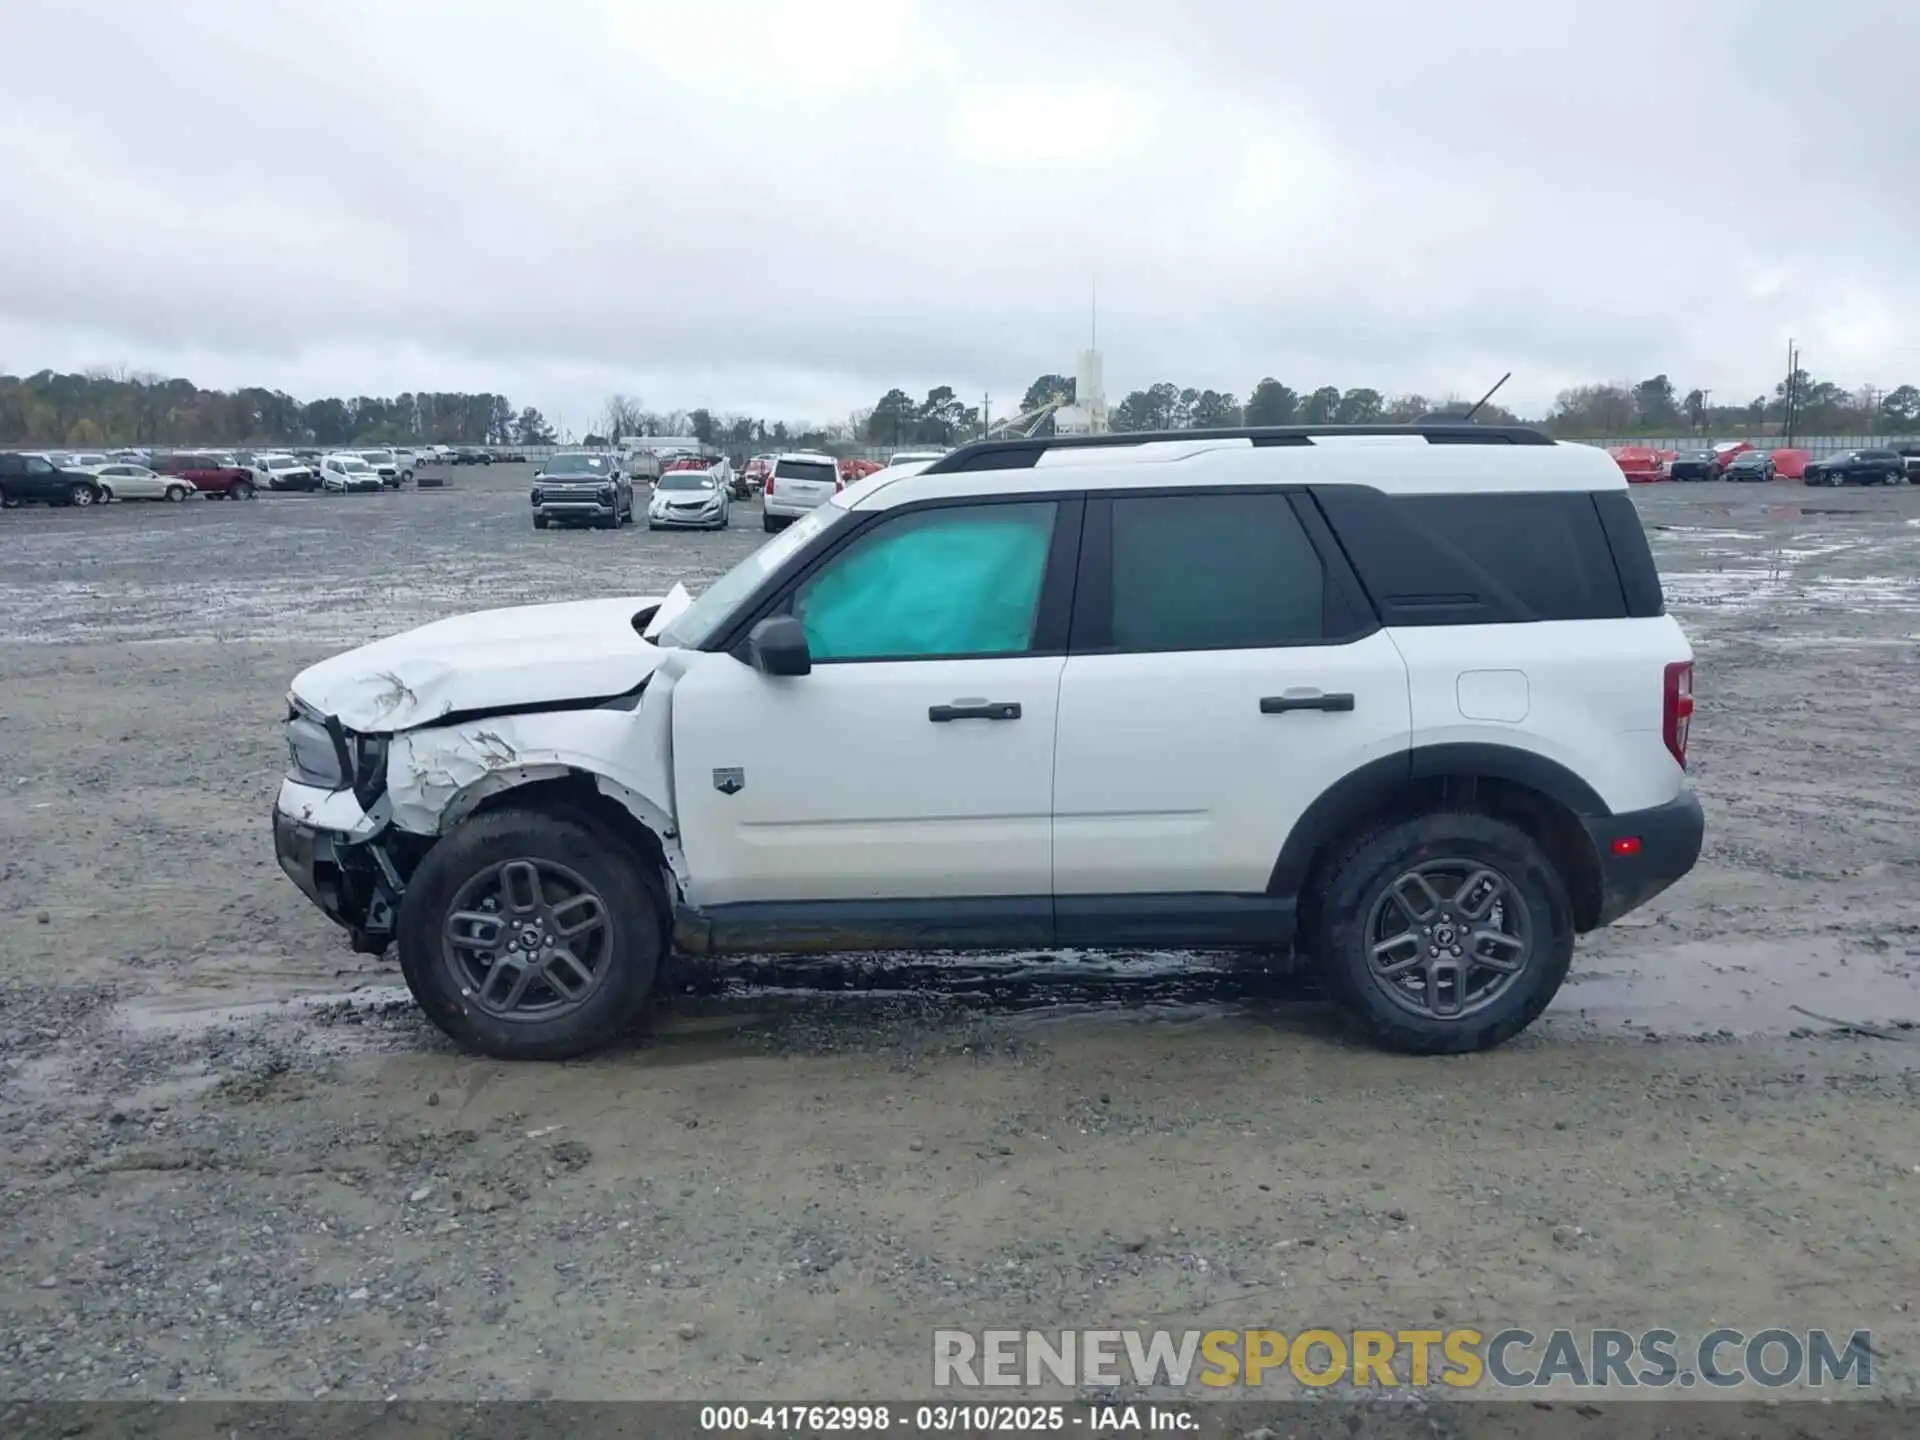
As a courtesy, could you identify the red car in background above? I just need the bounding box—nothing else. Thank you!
[1769,449,1812,480]
[154,452,257,499]
[838,457,883,484]
[741,454,775,490]
[1608,446,1665,483]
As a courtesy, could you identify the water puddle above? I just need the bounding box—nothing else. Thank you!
[1553,938,1920,1038]
[88,937,1920,1059]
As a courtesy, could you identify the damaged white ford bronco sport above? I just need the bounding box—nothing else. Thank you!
[274,424,1704,1060]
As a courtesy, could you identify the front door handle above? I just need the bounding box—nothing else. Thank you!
[929,700,1022,722]
[1260,692,1355,714]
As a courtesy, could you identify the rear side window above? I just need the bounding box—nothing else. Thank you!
[1313,486,1641,624]
[1080,492,1327,652]
[775,459,836,484]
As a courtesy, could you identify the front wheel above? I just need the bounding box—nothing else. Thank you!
[397,807,664,1060]
[1311,812,1573,1055]
[231,480,255,500]
[165,485,188,502]
[70,484,96,507]
[533,514,549,530]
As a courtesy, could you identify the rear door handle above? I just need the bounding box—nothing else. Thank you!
[929,701,1022,722]
[1260,692,1355,714]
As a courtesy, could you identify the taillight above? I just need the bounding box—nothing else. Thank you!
[835,476,846,492]
[764,472,775,495]
[1663,661,1694,767]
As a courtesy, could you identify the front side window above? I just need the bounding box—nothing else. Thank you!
[1103,493,1325,652]
[792,502,1058,661]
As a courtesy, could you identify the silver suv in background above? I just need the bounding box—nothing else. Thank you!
[531,452,632,530]
[761,452,841,531]
[359,450,405,487]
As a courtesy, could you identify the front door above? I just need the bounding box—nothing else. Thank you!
[667,497,1078,926]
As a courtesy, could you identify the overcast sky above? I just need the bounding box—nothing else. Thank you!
[3,0,1915,429]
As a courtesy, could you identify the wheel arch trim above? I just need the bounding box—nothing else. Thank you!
[1268,742,1610,898]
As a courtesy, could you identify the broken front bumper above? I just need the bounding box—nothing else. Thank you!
[273,780,404,954]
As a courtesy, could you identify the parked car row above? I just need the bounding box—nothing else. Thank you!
[1610,440,1918,485]
[0,444,466,509]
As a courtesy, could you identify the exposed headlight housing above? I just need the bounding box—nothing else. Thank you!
[286,713,348,789]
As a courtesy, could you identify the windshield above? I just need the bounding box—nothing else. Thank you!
[362,451,393,463]
[657,504,847,650]
[656,471,715,491]
[340,459,372,473]
[545,454,610,477]
[1859,450,1898,461]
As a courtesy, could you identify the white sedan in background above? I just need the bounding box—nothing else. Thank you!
[85,462,194,502]
[646,464,732,529]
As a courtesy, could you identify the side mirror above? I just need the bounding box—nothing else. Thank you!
[746,615,811,677]
[533,471,544,479]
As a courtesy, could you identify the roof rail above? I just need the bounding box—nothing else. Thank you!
[920,424,1556,473]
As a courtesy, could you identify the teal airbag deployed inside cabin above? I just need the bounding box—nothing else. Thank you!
[795,502,1056,659]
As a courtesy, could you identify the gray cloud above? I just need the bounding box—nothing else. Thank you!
[3,0,1915,428]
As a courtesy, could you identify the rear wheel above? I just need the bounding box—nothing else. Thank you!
[1311,812,1574,1055]
[398,808,664,1060]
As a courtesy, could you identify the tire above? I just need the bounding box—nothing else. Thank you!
[763,512,787,532]
[401,469,414,485]
[1310,811,1574,1055]
[97,485,115,503]
[397,807,664,1060]
[68,483,95,507]
[165,485,188,502]
[231,480,254,501]
[533,515,549,530]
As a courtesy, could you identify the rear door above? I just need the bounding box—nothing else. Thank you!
[14,454,63,501]
[1050,489,1411,937]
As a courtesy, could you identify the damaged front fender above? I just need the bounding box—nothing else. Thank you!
[386,707,685,887]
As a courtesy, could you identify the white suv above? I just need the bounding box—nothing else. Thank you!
[761,451,843,531]
[273,424,1703,1061]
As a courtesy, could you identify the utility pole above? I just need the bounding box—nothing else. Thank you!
[1783,338,1799,446]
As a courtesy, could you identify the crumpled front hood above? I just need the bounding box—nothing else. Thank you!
[290,584,692,733]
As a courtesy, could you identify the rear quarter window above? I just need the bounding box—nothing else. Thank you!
[1313,486,1651,624]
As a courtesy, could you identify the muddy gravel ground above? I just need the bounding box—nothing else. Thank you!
[2,468,1919,1406]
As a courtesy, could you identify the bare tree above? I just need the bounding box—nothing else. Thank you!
[602,393,644,441]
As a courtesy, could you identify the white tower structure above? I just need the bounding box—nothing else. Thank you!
[1053,288,1109,435]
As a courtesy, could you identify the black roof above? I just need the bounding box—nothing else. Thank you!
[920,423,1555,474]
